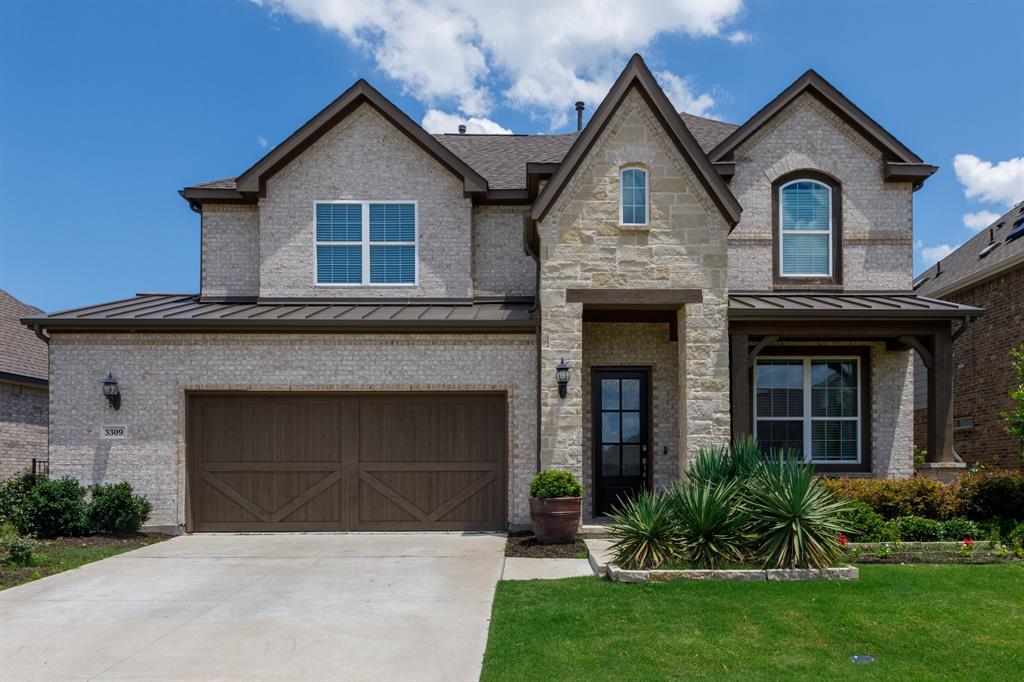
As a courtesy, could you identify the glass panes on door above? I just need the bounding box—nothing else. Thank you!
[600,377,642,477]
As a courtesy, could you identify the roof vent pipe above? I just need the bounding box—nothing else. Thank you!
[936,260,941,275]
[989,228,995,243]
[458,124,466,134]
[575,101,585,131]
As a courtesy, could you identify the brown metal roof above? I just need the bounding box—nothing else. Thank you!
[914,201,1024,297]
[21,294,537,333]
[729,292,982,319]
[1,289,48,384]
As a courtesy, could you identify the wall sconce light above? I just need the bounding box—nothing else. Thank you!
[102,373,121,410]
[555,358,570,399]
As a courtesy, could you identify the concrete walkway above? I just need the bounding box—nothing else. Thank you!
[0,533,506,682]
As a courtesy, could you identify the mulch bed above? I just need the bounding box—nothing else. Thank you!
[29,533,167,551]
[505,530,589,559]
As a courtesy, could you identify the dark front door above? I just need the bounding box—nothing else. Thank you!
[593,370,649,516]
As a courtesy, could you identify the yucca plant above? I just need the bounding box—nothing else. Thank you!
[665,480,749,568]
[745,457,853,569]
[687,437,765,488]
[606,491,682,570]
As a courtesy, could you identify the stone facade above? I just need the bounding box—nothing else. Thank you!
[537,91,732,486]
[727,93,914,291]
[48,333,536,528]
[0,382,48,479]
[257,104,473,299]
[201,205,259,299]
[471,205,535,297]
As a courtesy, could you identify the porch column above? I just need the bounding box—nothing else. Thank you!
[729,332,750,442]
[926,326,956,463]
[539,290,584,481]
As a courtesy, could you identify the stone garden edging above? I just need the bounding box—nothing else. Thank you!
[606,564,859,583]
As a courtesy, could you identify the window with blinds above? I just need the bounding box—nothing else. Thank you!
[779,180,831,276]
[315,201,416,285]
[620,167,648,225]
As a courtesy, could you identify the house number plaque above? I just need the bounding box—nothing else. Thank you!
[101,425,127,439]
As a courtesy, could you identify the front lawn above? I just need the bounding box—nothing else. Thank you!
[0,533,169,590]
[481,564,1023,681]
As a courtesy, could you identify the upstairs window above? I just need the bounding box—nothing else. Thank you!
[316,201,416,285]
[779,179,832,277]
[620,167,648,226]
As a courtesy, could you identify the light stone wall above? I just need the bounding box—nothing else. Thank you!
[471,205,535,297]
[47,333,537,528]
[727,93,914,291]
[537,91,732,490]
[258,104,473,299]
[200,205,259,299]
[0,382,48,479]
[581,322,678,519]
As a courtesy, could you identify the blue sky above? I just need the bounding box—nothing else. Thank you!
[1,0,1021,312]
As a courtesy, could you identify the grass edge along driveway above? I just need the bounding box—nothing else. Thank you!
[481,564,1023,681]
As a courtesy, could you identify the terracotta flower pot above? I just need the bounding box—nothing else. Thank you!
[529,496,582,544]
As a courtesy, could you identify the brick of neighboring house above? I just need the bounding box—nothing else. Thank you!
[914,265,1024,469]
[0,382,48,478]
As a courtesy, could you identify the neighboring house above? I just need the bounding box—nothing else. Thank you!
[1,289,48,479]
[913,201,1024,471]
[22,54,977,532]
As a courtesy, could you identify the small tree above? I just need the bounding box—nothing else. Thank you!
[1002,344,1024,461]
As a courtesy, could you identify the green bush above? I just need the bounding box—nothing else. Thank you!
[664,480,748,568]
[953,471,1024,522]
[87,482,152,535]
[819,476,951,520]
[841,502,898,543]
[940,517,982,542]
[745,458,852,569]
[2,534,35,566]
[529,470,582,499]
[893,515,943,541]
[607,490,681,569]
[0,470,40,530]
[1007,523,1024,552]
[18,477,88,538]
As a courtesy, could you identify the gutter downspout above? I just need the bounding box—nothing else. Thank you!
[523,210,542,473]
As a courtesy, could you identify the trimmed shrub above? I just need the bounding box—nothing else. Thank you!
[940,517,982,542]
[607,490,681,569]
[1008,523,1024,551]
[820,476,951,520]
[87,482,152,535]
[745,458,852,569]
[2,535,35,566]
[529,470,582,499]
[952,470,1024,522]
[893,515,943,541]
[0,470,40,530]
[841,502,899,543]
[18,477,88,538]
[664,480,748,568]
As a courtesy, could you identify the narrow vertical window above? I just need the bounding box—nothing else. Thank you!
[620,168,647,225]
[779,179,832,276]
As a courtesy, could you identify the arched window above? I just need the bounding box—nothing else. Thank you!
[620,167,648,226]
[778,177,834,278]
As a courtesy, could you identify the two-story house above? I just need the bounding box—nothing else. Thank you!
[23,55,979,532]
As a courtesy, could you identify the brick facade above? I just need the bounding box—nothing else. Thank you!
[914,265,1024,468]
[0,382,48,479]
[471,205,536,297]
[201,205,259,299]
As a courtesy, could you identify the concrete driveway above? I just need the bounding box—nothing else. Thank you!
[0,533,506,682]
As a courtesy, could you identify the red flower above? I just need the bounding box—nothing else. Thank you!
[963,538,975,546]
[838,533,849,546]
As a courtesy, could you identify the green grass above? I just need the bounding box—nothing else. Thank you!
[481,564,1023,681]
[0,534,168,590]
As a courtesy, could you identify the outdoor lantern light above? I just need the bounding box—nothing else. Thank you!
[102,373,121,410]
[555,358,570,399]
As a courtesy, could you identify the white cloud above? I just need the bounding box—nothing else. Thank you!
[920,243,956,266]
[255,0,747,128]
[656,71,715,117]
[257,135,269,148]
[726,30,752,44]
[421,109,513,134]
[962,210,1000,232]
[953,154,1024,207]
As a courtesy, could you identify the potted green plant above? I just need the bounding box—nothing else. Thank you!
[529,469,583,544]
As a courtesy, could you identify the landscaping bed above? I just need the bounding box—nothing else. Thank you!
[847,540,1020,564]
[505,530,588,559]
[0,532,169,590]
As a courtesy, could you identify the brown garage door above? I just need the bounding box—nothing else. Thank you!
[187,393,506,532]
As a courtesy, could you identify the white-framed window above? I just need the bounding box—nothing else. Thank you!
[314,201,417,286]
[779,179,832,277]
[620,167,648,226]
[753,356,861,464]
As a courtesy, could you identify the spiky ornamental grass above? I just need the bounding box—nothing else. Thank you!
[665,480,749,568]
[745,458,853,569]
[606,490,682,570]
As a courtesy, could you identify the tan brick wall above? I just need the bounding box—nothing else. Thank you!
[201,204,259,299]
[471,205,535,297]
[537,91,732,489]
[581,322,679,519]
[727,93,913,291]
[47,333,537,528]
[258,104,473,299]
[0,382,48,479]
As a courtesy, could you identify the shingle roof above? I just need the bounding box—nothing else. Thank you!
[0,289,47,383]
[914,201,1024,297]
[22,293,537,332]
[728,292,980,319]
[185,112,734,193]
